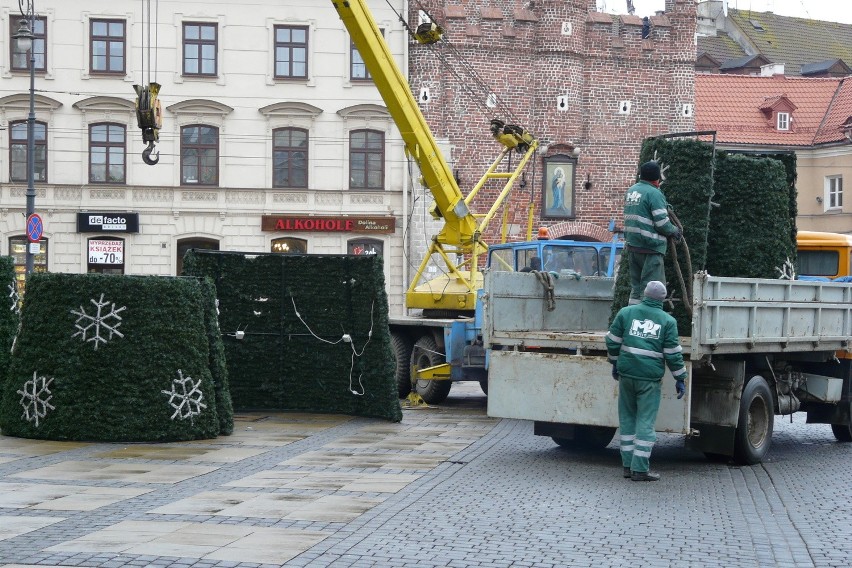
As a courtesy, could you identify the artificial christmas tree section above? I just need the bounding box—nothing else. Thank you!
[0,273,232,442]
[610,138,797,336]
[706,153,795,279]
[182,250,401,422]
[0,257,20,387]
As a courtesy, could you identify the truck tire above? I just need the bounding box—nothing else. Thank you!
[552,426,616,450]
[391,332,413,398]
[831,423,852,442]
[733,375,774,465]
[411,336,452,404]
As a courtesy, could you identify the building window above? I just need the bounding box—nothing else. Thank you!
[348,238,383,257]
[777,112,790,131]
[10,16,46,72]
[90,19,125,74]
[10,120,47,183]
[10,236,48,295]
[176,237,219,275]
[349,129,384,190]
[181,125,219,186]
[89,123,126,184]
[183,23,217,76]
[272,128,308,188]
[274,25,308,79]
[827,176,843,209]
[271,237,307,254]
[351,40,371,80]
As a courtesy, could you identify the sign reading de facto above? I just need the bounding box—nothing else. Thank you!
[77,212,140,233]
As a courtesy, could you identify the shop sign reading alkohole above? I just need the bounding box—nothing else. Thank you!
[261,215,395,233]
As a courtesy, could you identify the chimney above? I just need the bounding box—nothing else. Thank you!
[760,63,785,77]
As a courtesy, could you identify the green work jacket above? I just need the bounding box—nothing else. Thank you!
[623,180,678,254]
[606,298,687,382]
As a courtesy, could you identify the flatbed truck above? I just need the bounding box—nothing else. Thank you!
[484,270,852,464]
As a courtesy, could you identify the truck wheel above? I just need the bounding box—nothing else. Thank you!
[831,423,852,442]
[733,375,774,465]
[411,336,452,404]
[552,426,616,450]
[391,332,413,398]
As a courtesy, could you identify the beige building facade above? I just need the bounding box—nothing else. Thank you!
[0,0,411,312]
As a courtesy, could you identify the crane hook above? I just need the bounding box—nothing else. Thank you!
[134,82,163,167]
[142,141,159,165]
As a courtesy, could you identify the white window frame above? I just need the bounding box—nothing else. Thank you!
[777,112,790,131]
[826,175,843,210]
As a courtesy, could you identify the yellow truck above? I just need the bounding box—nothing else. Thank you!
[797,230,852,280]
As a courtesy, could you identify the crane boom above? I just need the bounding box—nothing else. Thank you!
[331,0,537,312]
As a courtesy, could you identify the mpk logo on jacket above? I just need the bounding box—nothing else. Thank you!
[626,190,642,205]
[629,318,661,339]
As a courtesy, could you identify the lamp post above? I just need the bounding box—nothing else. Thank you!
[13,0,36,276]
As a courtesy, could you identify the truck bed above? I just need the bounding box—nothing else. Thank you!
[483,271,852,360]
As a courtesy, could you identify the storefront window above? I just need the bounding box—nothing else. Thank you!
[271,237,307,254]
[87,237,124,274]
[347,238,383,257]
[9,236,48,296]
[177,237,219,275]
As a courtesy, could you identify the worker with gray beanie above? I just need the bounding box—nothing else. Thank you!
[623,161,682,305]
[606,280,687,481]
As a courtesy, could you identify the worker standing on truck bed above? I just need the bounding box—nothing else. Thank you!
[606,280,687,481]
[623,161,681,304]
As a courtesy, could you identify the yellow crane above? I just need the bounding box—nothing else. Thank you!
[331,0,538,313]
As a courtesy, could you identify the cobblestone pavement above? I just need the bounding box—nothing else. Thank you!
[0,382,851,568]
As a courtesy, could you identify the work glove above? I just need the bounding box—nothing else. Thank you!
[611,363,619,381]
[675,379,686,399]
[670,228,683,243]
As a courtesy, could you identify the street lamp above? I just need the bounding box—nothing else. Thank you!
[13,1,37,276]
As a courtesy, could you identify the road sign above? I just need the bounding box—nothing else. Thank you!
[26,213,43,243]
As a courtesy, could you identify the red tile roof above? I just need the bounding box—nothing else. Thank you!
[815,77,852,144]
[695,74,852,147]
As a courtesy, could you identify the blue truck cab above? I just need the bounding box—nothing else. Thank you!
[487,238,624,277]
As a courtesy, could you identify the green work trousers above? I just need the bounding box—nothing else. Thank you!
[628,250,665,304]
[618,376,662,473]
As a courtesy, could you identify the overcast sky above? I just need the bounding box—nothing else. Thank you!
[599,0,852,24]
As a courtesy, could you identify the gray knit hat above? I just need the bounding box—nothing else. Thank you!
[644,280,667,300]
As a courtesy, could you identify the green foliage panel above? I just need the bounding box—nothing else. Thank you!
[612,140,796,336]
[707,153,794,278]
[0,257,20,390]
[0,273,232,442]
[183,251,401,422]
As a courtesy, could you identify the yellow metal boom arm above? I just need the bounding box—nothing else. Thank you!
[331,1,537,311]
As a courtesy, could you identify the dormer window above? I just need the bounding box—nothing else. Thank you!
[777,112,790,131]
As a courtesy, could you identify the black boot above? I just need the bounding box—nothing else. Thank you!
[631,470,660,481]
[623,467,632,478]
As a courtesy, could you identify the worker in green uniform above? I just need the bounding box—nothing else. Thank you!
[606,280,687,481]
[623,161,681,305]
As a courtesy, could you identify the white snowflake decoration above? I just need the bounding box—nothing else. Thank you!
[776,257,796,280]
[652,150,671,185]
[8,281,21,316]
[18,371,55,427]
[162,369,207,421]
[70,293,126,350]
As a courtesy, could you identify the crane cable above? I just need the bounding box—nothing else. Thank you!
[135,0,162,165]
